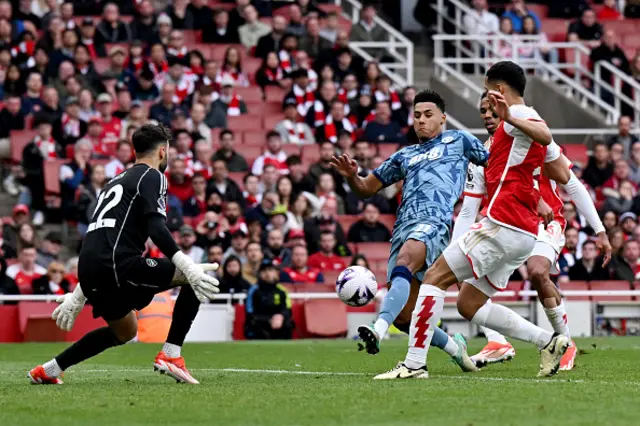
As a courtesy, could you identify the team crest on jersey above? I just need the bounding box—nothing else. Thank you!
[442,136,454,144]
[146,259,158,267]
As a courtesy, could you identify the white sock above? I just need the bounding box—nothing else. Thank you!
[373,318,390,340]
[162,342,182,358]
[544,301,570,336]
[479,326,509,345]
[442,335,459,357]
[43,359,62,377]
[403,284,445,369]
[471,301,552,349]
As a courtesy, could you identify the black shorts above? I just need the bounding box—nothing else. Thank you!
[78,256,176,321]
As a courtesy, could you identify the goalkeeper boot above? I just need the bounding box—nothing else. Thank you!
[153,351,200,384]
[28,365,63,385]
[357,324,380,355]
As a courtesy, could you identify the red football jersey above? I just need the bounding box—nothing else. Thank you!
[99,116,123,157]
[485,105,547,237]
[307,253,346,271]
[282,267,322,283]
[538,174,566,231]
[6,264,46,294]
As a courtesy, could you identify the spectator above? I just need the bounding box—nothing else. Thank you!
[590,29,630,85]
[251,131,288,175]
[94,93,122,157]
[568,8,603,48]
[21,115,61,226]
[73,44,103,93]
[610,140,625,163]
[316,100,354,144]
[4,244,46,294]
[21,72,44,115]
[319,11,339,44]
[2,64,25,97]
[299,16,331,59]
[256,51,286,92]
[583,141,613,188]
[284,160,313,198]
[337,73,360,112]
[31,261,70,295]
[629,142,640,183]
[307,231,347,271]
[49,27,78,71]
[364,101,405,144]
[620,211,638,237]
[179,224,205,262]
[274,99,315,146]
[610,239,640,282]
[132,68,160,102]
[17,223,37,249]
[463,0,499,36]
[286,192,321,230]
[316,172,345,214]
[76,163,106,236]
[350,3,386,59]
[259,164,279,194]
[219,255,251,297]
[214,77,249,118]
[347,203,392,243]
[185,103,210,144]
[280,245,324,283]
[602,159,638,200]
[286,69,314,118]
[309,141,345,191]
[262,227,291,266]
[39,87,62,126]
[166,157,192,203]
[597,0,622,21]
[165,0,193,30]
[121,101,147,138]
[351,253,370,268]
[286,4,306,37]
[55,96,87,148]
[558,227,580,276]
[502,0,541,33]
[208,159,245,207]
[79,17,106,58]
[36,231,62,269]
[568,240,610,281]
[242,174,261,209]
[305,80,337,128]
[130,0,158,43]
[246,191,279,228]
[202,8,239,44]
[182,174,208,218]
[608,116,638,160]
[28,47,50,84]
[96,2,132,43]
[304,198,350,255]
[242,241,263,284]
[602,179,635,215]
[332,48,358,84]
[59,139,92,221]
[254,15,288,59]
[218,46,250,88]
[0,95,26,139]
[150,83,186,127]
[211,129,249,172]
[223,226,249,264]
[238,4,271,50]
[244,259,293,340]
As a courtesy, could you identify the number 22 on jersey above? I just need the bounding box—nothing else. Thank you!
[87,184,123,233]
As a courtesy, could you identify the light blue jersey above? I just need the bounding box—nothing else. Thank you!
[373,130,488,282]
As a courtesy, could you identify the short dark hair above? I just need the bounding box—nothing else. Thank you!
[286,155,302,167]
[243,173,257,184]
[319,140,334,149]
[132,124,172,157]
[582,240,597,250]
[320,230,335,238]
[263,164,277,172]
[266,130,280,140]
[413,89,446,112]
[220,129,233,139]
[486,61,527,96]
[20,243,36,251]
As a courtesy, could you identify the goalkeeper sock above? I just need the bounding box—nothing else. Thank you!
[430,326,458,357]
[43,359,62,377]
[166,285,201,347]
[162,343,181,358]
[55,327,123,371]
[375,266,412,340]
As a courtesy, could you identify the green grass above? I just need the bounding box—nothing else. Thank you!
[1,337,639,426]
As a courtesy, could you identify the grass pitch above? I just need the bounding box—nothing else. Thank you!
[1,337,639,426]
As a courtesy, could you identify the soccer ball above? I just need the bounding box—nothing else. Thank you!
[335,266,378,307]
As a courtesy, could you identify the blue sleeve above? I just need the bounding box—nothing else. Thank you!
[245,285,257,314]
[461,131,489,166]
[372,150,405,187]
[65,169,85,189]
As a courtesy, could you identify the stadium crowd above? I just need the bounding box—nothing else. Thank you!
[0,0,639,339]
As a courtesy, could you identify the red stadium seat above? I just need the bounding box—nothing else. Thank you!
[606,20,639,37]
[356,242,392,261]
[525,4,548,19]
[559,280,590,301]
[562,144,588,166]
[44,159,66,194]
[263,114,282,130]
[304,299,348,337]
[183,30,201,44]
[10,130,37,163]
[318,4,342,14]
[250,101,282,116]
[282,144,300,157]
[228,171,246,188]
[377,143,399,159]
[623,33,640,51]
[24,114,33,130]
[242,131,266,145]
[273,5,293,19]
[189,44,214,60]
[227,114,263,131]
[492,281,522,302]
[337,215,360,233]
[244,58,262,81]
[322,270,341,286]
[301,144,320,164]
[241,146,264,166]
[235,87,264,103]
[589,281,633,301]
[211,44,246,61]
[94,58,109,73]
[540,19,569,42]
[264,86,285,102]
[378,214,396,232]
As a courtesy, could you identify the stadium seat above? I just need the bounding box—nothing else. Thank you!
[540,19,569,42]
[189,44,214,60]
[282,144,301,157]
[562,144,588,166]
[44,159,66,195]
[444,283,458,304]
[211,44,246,61]
[301,144,320,164]
[233,304,246,340]
[559,280,590,301]
[623,33,640,51]
[236,87,265,103]
[589,280,633,302]
[264,86,285,102]
[355,242,392,261]
[244,58,262,78]
[18,302,66,342]
[228,171,246,188]
[336,215,360,233]
[227,115,263,131]
[263,114,282,130]
[10,130,37,163]
[304,299,348,337]
[377,143,399,159]
[492,281,522,302]
[607,20,639,37]
[525,4,548,19]
[322,269,341,286]
[242,131,266,145]
[94,58,109,73]
[182,30,201,44]
[378,214,396,232]
[239,145,263,166]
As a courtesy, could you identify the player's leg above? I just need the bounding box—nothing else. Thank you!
[30,312,138,384]
[469,299,516,367]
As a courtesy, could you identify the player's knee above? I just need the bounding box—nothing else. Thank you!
[456,298,476,321]
[528,263,549,287]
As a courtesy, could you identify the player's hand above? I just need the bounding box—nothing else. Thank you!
[596,231,613,267]
[52,289,86,331]
[537,198,554,228]
[330,154,358,178]
[185,263,221,303]
[488,91,511,122]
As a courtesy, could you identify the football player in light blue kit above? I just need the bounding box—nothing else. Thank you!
[331,90,488,372]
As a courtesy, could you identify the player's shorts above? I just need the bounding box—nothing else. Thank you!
[78,256,176,321]
[387,220,450,284]
[442,218,536,297]
[529,221,565,275]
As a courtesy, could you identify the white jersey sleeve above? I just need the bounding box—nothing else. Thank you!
[504,104,544,142]
[544,141,561,163]
[463,163,486,198]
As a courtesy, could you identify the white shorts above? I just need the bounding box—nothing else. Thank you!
[529,221,565,275]
[443,218,536,297]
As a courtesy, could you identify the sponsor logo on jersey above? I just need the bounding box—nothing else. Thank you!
[408,146,444,166]
[146,258,158,267]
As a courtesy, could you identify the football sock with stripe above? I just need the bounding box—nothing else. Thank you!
[431,326,458,357]
[471,301,552,349]
[375,266,412,339]
[166,285,201,348]
[404,284,445,369]
[544,301,570,336]
[55,326,124,371]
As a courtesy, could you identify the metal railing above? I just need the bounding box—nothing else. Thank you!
[335,0,414,87]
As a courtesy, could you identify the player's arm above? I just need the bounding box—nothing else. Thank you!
[542,151,571,185]
[330,153,389,199]
[452,164,485,241]
[488,91,552,145]
[462,131,490,166]
[560,171,612,266]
